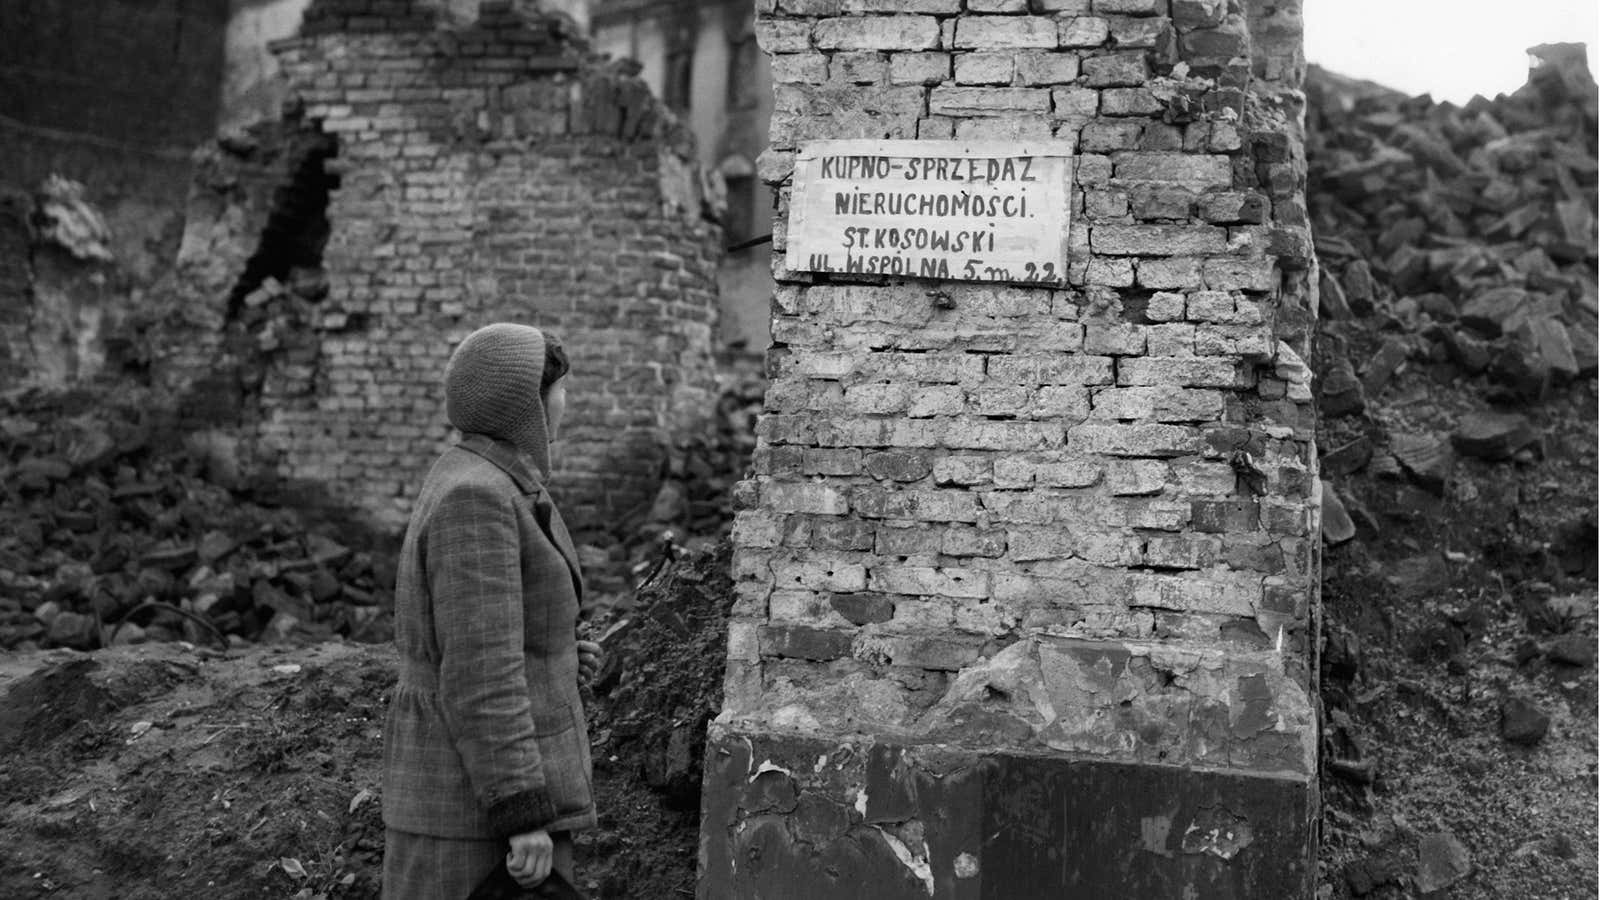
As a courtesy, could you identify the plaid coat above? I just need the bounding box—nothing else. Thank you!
[382,433,597,841]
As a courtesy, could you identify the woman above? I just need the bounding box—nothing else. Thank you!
[383,323,601,898]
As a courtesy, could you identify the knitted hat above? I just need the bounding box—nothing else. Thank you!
[445,323,553,478]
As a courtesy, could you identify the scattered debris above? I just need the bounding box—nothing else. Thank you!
[1498,694,1551,746]
[1414,831,1472,894]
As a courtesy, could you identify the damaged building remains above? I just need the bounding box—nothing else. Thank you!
[1,0,1324,896]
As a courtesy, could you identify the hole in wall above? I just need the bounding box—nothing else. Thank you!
[225,116,340,320]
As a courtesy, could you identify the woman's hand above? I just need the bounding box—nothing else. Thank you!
[577,640,603,687]
[507,829,553,887]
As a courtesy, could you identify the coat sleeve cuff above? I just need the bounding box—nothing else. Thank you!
[487,788,559,839]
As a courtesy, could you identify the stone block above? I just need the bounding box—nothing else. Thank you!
[1051,86,1102,118]
[930,86,1052,115]
[772,51,830,83]
[875,524,944,555]
[1191,499,1259,532]
[1069,423,1203,457]
[1114,152,1232,187]
[1198,191,1268,224]
[932,455,992,485]
[1090,386,1224,422]
[944,422,1066,451]
[971,385,1030,415]
[1084,257,1136,287]
[802,447,865,475]
[844,0,960,10]
[762,625,854,660]
[1108,16,1173,49]
[1104,458,1168,495]
[831,593,896,624]
[1172,458,1237,495]
[1080,119,1144,152]
[891,598,957,628]
[1015,52,1081,85]
[988,354,1115,386]
[1093,0,1165,13]
[1091,224,1227,256]
[1117,356,1241,387]
[1202,256,1277,291]
[1136,256,1203,288]
[832,51,890,83]
[812,16,942,51]
[889,51,951,84]
[1145,291,1185,321]
[954,17,1059,49]
[1101,87,1164,116]
[772,558,869,592]
[1084,323,1147,355]
[954,52,1016,85]
[907,385,966,416]
[1181,26,1248,59]
[943,526,1008,557]
[954,115,1054,140]
[1085,189,1130,218]
[765,481,851,515]
[1171,0,1224,28]
[1082,52,1149,87]
[812,519,880,550]
[966,0,1028,10]
[757,19,814,52]
[864,450,932,481]
[868,565,990,598]
[1059,16,1111,47]
[733,511,784,548]
[853,488,983,522]
[1129,184,1194,219]
[993,454,1100,488]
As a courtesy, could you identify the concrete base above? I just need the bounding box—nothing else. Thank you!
[699,726,1315,900]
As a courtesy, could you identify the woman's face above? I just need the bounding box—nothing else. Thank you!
[544,375,568,442]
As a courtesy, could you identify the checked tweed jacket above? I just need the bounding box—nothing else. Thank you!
[382,433,597,840]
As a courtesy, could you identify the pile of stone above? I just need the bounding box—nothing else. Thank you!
[1308,46,1597,520]
[0,347,766,652]
[0,385,394,652]
[1307,45,1597,407]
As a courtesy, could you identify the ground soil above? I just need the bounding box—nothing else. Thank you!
[1315,360,1598,898]
[0,543,731,900]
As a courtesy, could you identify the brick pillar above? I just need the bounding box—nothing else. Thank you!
[700,1,1317,897]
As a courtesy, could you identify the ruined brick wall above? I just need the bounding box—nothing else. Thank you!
[195,0,723,529]
[704,0,1318,895]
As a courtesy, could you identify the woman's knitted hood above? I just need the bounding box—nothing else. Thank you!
[444,323,553,479]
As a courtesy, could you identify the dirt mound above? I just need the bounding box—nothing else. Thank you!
[0,541,733,900]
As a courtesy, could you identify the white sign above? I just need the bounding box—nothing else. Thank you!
[785,139,1075,286]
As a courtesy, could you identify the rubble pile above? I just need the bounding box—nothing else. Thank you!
[0,384,396,652]
[1310,48,1599,900]
[1307,44,1598,425]
[0,346,765,653]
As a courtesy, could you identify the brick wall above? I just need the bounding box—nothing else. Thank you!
[196,0,725,530]
[703,0,1318,895]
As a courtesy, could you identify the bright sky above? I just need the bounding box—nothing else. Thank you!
[1304,0,1600,103]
